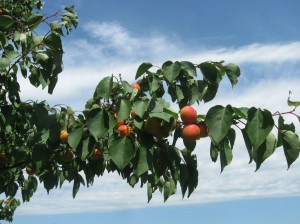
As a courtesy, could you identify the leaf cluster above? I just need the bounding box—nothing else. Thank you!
[1,1,300,223]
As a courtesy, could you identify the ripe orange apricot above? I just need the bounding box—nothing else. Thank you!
[197,121,209,138]
[5,199,11,204]
[180,106,197,124]
[144,117,168,139]
[91,148,103,160]
[131,83,141,92]
[60,130,69,144]
[115,120,125,129]
[26,166,35,175]
[118,124,133,136]
[181,124,201,142]
[144,117,161,135]
[63,149,74,162]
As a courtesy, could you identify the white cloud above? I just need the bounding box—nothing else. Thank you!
[18,21,300,109]
[187,42,300,64]
[83,21,183,60]
[14,21,300,215]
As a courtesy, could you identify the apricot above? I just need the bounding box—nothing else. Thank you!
[197,121,209,138]
[118,125,133,136]
[144,117,168,139]
[116,120,125,129]
[60,130,68,144]
[63,149,74,162]
[180,106,197,124]
[131,83,141,92]
[26,166,35,175]
[181,124,201,142]
[91,148,102,160]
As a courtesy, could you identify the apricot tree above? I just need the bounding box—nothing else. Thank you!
[1,1,300,222]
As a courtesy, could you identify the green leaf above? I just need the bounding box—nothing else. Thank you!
[170,178,177,194]
[241,128,253,163]
[93,76,113,100]
[0,58,10,70]
[48,75,58,94]
[32,144,51,163]
[287,91,300,107]
[162,61,181,82]
[199,62,221,85]
[203,83,219,103]
[44,33,63,52]
[22,176,38,202]
[85,107,109,140]
[187,165,198,198]
[116,99,131,121]
[180,61,196,78]
[78,135,95,161]
[228,128,236,149]
[167,145,181,166]
[220,142,233,172]
[233,107,249,119]
[245,108,274,149]
[132,100,149,118]
[6,182,18,198]
[149,111,173,122]
[164,107,178,119]
[72,178,80,199]
[149,75,160,93]
[183,140,197,152]
[0,15,15,30]
[72,174,84,198]
[136,62,153,79]
[179,164,189,198]
[175,85,184,102]
[168,84,177,102]
[109,136,135,169]
[129,174,138,187]
[281,130,300,169]
[4,49,19,61]
[253,132,277,171]
[48,116,60,144]
[224,63,240,87]
[205,105,233,145]
[121,81,133,93]
[0,32,8,49]
[27,14,44,27]
[134,147,149,176]
[68,124,83,149]
[189,80,208,104]
[42,170,59,194]
[163,181,171,202]
[35,52,49,64]
[210,142,219,162]
[277,115,295,147]
[147,183,152,202]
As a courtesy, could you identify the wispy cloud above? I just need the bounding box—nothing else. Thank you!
[187,42,300,64]
[15,21,300,215]
[18,21,300,108]
[83,21,184,60]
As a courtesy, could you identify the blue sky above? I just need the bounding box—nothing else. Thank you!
[5,0,300,223]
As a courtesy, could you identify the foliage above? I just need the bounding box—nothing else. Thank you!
[0,1,300,222]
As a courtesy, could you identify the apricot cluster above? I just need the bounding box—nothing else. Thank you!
[180,106,209,143]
